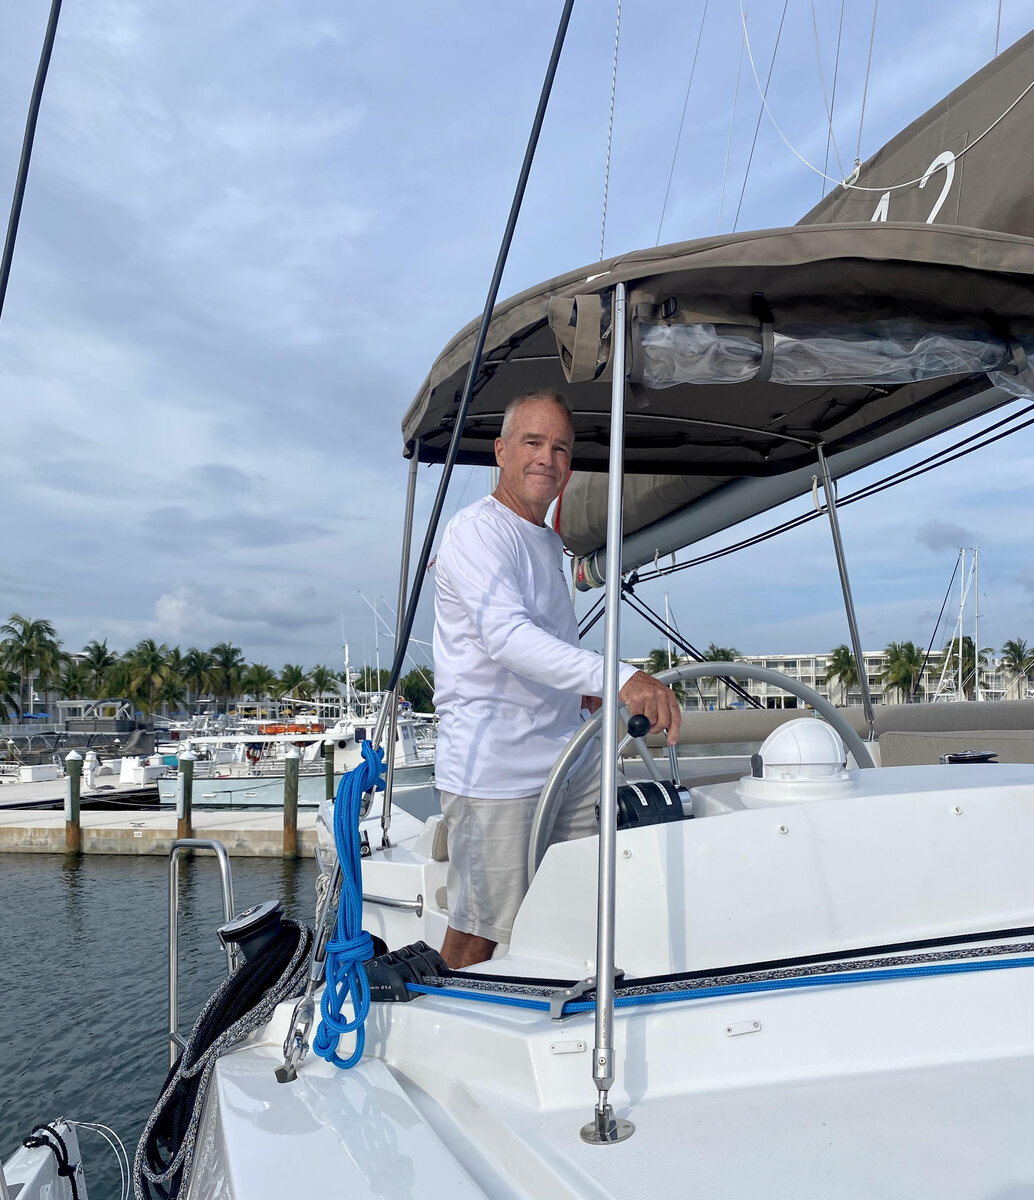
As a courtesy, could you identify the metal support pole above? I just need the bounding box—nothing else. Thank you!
[381,449,420,847]
[324,738,335,802]
[815,444,875,741]
[64,750,82,856]
[176,750,195,843]
[283,748,299,859]
[168,838,235,1067]
[581,281,634,1146]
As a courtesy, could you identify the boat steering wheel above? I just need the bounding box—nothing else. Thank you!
[528,661,875,879]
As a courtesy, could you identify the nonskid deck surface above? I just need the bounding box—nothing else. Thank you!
[186,933,1034,1200]
[528,1055,1034,1200]
[199,992,1034,1200]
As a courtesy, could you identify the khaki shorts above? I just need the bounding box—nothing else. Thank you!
[439,748,602,944]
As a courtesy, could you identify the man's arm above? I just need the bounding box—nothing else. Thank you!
[439,517,634,697]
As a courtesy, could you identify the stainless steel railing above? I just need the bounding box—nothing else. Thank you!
[168,839,238,1067]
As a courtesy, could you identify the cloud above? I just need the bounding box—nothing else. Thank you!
[141,505,335,552]
[188,463,255,494]
[916,520,976,553]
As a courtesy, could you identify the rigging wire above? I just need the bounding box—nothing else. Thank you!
[655,0,709,245]
[600,0,622,261]
[0,0,63,322]
[633,407,1034,585]
[814,0,847,195]
[732,0,789,233]
[736,0,1034,195]
[913,555,962,700]
[995,0,1003,57]
[854,0,880,168]
[717,0,749,234]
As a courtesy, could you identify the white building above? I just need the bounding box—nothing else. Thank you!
[630,649,1031,711]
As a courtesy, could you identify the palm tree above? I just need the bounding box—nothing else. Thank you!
[156,673,188,716]
[308,665,338,713]
[209,642,246,715]
[400,667,435,713]
[0,614,61,718]
[103,655,133,701]
[127,639,171,715]
[357,666,390,692]
[277,664,311,706]
[57,659,91,700]
[940,636,993,700]
[701,643,741,709]
[81,638,117,695]
[880,640,927,703]
[0,668,20,722]
[241,663,277,704]
[182,648,216,712]
[1000,638,1033,684]
[823,644,858,707]
[644,648,686,702]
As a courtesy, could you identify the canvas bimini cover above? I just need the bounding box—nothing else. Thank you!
[402,222,1034,575]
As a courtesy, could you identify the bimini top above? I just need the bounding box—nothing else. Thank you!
[402,222,1034,558]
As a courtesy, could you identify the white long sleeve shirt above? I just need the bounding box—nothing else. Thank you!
[433,495,635,798]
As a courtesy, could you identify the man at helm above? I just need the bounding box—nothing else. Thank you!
[433,389,681,968]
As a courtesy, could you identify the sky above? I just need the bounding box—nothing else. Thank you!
[2,0,1033,678]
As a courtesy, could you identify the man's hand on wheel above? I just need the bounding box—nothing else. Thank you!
[618,671,681,745]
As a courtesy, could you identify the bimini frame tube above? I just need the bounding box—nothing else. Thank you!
[815,443,875,739]
[581,281,634,1146]
[380,446,420,847]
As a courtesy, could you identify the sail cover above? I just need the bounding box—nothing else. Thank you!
[403,222,1034,571]
[799,30,1034,232]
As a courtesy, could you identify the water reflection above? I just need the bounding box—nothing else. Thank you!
[0,852,318,1200]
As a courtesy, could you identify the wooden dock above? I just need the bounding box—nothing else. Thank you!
[0,804,318,856]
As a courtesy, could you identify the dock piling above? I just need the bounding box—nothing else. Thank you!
[324,738,335,802]
[176,751,195,843]
[64,751,82,856]
[284,748,300,859]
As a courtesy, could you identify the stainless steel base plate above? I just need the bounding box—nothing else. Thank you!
[580,1107,635,1145]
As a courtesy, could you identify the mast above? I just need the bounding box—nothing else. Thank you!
[959,550,965,700]
[974,548,981,701]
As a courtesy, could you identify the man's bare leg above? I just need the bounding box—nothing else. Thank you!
[441,926,496,969]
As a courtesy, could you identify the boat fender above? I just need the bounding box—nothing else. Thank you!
[367,940,448,1003]
[598,780,693,830]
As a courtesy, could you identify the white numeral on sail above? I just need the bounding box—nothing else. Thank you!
[919,150,956,223]
[869,150,956,224]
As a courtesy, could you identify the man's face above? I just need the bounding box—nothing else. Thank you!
[494,399,574,520]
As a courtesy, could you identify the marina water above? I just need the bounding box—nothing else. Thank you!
[1,851,318,1199]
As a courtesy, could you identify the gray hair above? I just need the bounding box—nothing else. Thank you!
[499,390,573,441]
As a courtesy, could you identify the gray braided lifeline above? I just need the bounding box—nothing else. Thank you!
[133,923,314,1199]
[419,938,1034,1002]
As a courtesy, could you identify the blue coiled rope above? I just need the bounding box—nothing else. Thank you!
[313,740,385,1068]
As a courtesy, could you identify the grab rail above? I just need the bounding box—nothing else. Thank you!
[168,838,237,1067]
